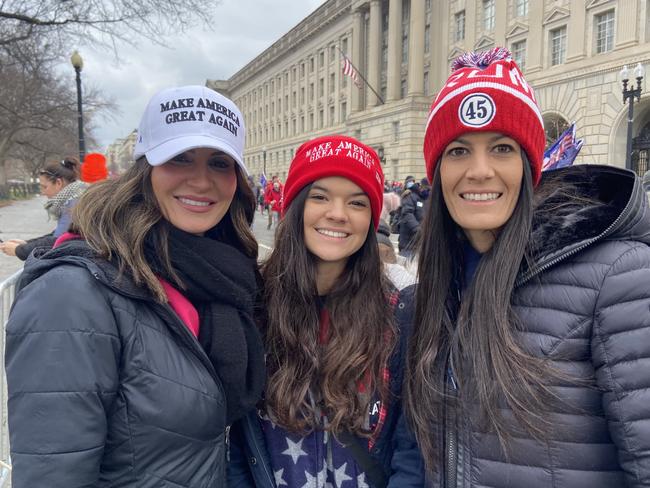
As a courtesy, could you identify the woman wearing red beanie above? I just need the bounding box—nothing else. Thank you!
[405,47,650,487]
[228,135,423,487]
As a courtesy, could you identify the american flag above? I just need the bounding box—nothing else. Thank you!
[342,55,362,88]
[542,122,583,171]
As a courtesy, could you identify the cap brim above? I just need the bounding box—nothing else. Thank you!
[144,135,248,175]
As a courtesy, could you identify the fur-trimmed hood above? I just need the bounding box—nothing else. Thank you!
[520,164,650,284]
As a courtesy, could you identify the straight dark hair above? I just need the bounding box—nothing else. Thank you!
[262,184,397,437]
[72,157,257,302]
[405,154,561,474]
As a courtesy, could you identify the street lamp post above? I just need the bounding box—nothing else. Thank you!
[620,63,645,171]
[70,50,86,163]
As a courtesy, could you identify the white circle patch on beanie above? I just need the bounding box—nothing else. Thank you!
[458,93,496,128]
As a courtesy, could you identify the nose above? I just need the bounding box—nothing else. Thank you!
[186,160,212,190]
[465,152,495,181]
[324,199,348,222]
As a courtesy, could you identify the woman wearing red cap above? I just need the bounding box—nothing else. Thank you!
[404,48,650,487]
[228,135,422,487]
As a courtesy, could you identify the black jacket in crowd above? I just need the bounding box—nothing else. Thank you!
[6,240,230,487]
[397,190,425,252]
[414,165,650,487]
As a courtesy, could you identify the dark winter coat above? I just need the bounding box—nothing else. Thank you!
[415,165,650,487]
[6,240,230,488]
[227,291,425,487]
[397,190,425,252]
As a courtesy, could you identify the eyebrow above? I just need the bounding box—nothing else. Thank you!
[453,134,513,145]
[310,184,368,198]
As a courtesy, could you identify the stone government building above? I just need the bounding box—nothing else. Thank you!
[207,0,650,182]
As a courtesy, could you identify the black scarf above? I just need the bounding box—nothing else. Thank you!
[144,224,265,425]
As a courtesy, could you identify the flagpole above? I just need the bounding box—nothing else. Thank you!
[338,47,385,105]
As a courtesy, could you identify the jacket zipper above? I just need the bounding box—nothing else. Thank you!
[445,364,459,488]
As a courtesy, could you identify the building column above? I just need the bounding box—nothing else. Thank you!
[526,0,544,72]
[407,0,425,96]
[367,0,382,106]
[386,0,402,101]
[566,0,586,62]
[351,9,364,112]
[616,0,638,48]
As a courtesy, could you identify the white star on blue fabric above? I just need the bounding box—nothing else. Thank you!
[357,472,370,488]
[274,468,288,486]
[282,437,307,464]
[332,462,352,485]
[301,470,317,488]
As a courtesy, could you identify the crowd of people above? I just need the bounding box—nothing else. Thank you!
[4,48,650,488]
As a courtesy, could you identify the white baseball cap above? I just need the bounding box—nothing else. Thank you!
[133,85,248,174]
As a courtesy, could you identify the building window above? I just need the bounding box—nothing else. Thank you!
[512,40,526,70]
[319,50,325,67]
[424,24,430,54]
[300,87,305,105]
[483,0,495,31]
[595,10,615,54]
[292,91,297,108]
[340,102,347,122]
[400,77,407,98]
[310,57,315,72]
[330,45,336,60]
[301,116,305,132]
[309,113,314,130]
[516,0,528,17]
[301,63,305,78]
[309,83,314,100]
[319,109,324,128]
[550,26,567,65]
[425,0,432,12]
[319,78,324,97]
[423,70,429,96]
[341,37,348,54]
[292,118,297,135]
[402,0,410,63]
[392,121,400,143]
[329,73,335,93]
[454,11,465,42]
[329,105,335,125]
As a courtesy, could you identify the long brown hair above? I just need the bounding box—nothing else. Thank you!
[262,184,396,437]
[72,157,257,302]
[405,156,563,474]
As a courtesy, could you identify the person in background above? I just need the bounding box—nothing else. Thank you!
[381,181,401,224]
[264,175,282,229]
[5,85,265,487]
[228,135,422,488]
[405,47,650,487]
[0,157,86,260]
[397,175,425,257]
[376,219,417,290]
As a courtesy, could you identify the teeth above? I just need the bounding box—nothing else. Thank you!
[317,229,348,238]
[178,197,211,207]
[461,193,500,201]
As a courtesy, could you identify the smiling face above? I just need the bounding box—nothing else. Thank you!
[150,147,238,236]
[440,132,524,252]
[303,176,372,283]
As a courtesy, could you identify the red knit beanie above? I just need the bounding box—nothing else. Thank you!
[423,48,545,186]
[81,152,108,183]
[282,135,384,230]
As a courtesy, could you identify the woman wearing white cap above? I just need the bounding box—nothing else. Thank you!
[404,48,650,487]
[5,85,266,487]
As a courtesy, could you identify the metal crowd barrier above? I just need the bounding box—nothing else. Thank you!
[0,269,20,487]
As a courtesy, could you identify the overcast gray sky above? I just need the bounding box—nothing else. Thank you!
[72,0,326,151]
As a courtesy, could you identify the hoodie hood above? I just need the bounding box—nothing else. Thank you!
[519,164,650,284]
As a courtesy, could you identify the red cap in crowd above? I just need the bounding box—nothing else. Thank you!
[282,135,384,230]
[423,47,545,186]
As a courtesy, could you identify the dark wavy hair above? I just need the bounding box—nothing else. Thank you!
[262,184,397,436]
[405,154,563,474]
[72,157,257,301]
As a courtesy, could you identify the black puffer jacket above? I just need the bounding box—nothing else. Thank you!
[398,190,425,252]
[427,165,650,488]
[6,240,229,488]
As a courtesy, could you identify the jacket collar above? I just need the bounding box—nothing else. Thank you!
[518,164,650,285]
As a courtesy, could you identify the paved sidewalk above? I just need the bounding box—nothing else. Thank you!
[0,196,52,281]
